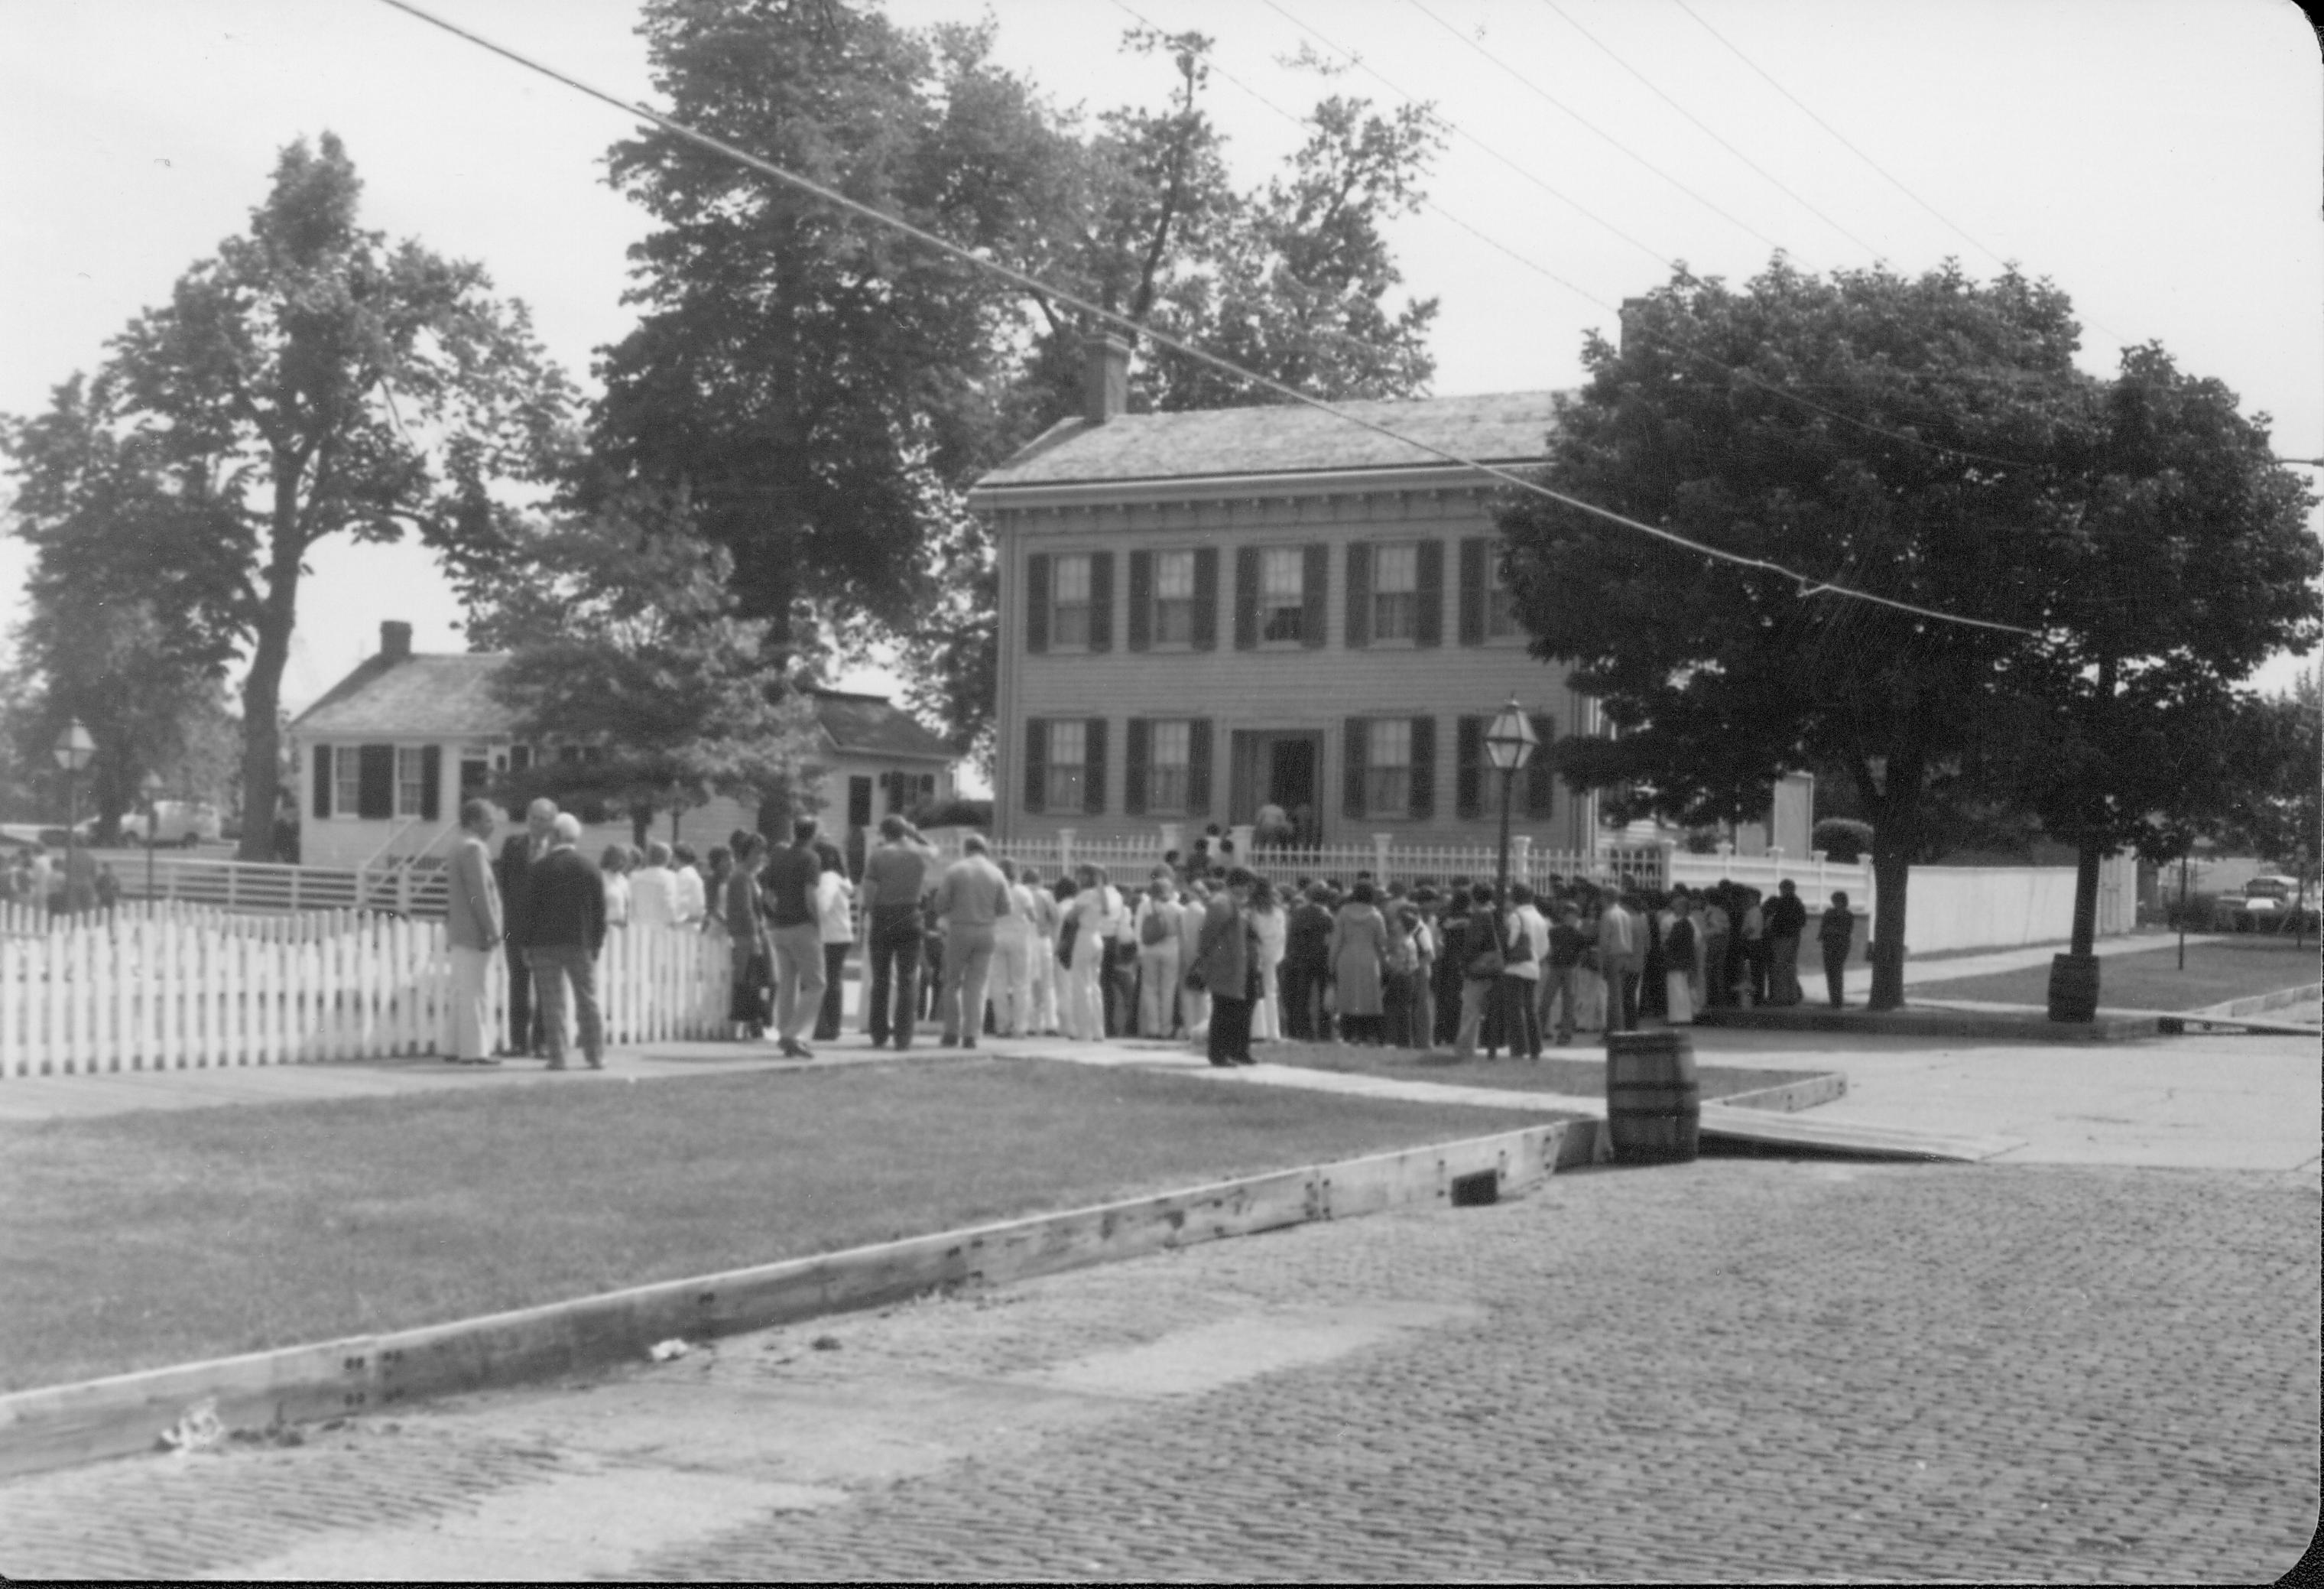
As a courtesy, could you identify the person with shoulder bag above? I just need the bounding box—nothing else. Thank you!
[1452,882,1508,1061]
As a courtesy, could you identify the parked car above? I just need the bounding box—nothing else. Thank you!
[2215,874,2314,932]
[141,801,222,847]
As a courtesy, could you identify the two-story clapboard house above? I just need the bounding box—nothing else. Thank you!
[969,338,1602,853]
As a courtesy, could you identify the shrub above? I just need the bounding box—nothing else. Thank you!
[1813,817,1874,863]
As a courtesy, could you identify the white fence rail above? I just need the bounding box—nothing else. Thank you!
[975,833,1686,894]
[0,912,732,1078]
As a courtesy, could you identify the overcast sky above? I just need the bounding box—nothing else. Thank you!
[4,0,2318,721]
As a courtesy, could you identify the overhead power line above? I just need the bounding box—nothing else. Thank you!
[1395,0,1788,255]
[1245,0,2048,472]
[1531,0,1884,261]
[372,0,2041,639]
[1668,0,2131,351]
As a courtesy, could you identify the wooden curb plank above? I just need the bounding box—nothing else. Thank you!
[0,1119,1576,1481]
[1710,1072,1848,1114]
[1695,1102,2017,1162]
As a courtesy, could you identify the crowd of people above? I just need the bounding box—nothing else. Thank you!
[450,795,1864,1072]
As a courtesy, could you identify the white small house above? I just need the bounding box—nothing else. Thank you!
[288,622,957,872]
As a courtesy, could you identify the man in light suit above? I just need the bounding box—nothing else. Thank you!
[444,798,505,1064]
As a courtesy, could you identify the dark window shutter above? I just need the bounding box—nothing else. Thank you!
[1410,717,1436,820]
[1124,717,1150,816]
[509,743,531,773]
[1234,547,1259,650]
[1345,541,1371,649]
[1458,538,1486,647]
[1026,553,1051,654]
[1416,538,1445,648]
[1126,551,1152,652]
[1456,717,1485,819]
[1083,717,1108,815]
[1301,542,1329,648]
[357,745,394,820]
[1192,547,1219,650]
[420,745,442,821]
[313,745,333,818]
[1087,551,1113,652]
[1526,714,1557,817]
[1023,720,1048,814]
[1186,718,1213,817]
[1343,717,1367,820]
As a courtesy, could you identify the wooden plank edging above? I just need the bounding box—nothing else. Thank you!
[1714,1071,1848,1114]
[0,1119,1579,1480]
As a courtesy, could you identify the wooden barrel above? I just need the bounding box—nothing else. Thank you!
[2046,953,2100,1023]
[1605,1030,1700,1164]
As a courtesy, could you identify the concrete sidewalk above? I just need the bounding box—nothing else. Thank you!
[2,1010,2312,1178]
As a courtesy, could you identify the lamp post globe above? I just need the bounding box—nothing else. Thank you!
[1482,697,1538,909]
[52,720,95,917]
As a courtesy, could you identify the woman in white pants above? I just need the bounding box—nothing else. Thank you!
[986,859,1035,1037]
[1024,869,1061,1035]
[1248,880,1287,1041]
[1134,878,1182,1037]
[1063,868,1115,1040]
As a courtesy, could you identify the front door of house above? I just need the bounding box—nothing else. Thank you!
[1229,731,1324,841]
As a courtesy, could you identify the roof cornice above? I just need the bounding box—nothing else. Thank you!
[966,459,1540,514]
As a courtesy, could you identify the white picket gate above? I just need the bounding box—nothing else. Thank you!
[0,913,733,1078]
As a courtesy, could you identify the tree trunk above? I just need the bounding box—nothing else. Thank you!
[1867,839,1912,1011]
[2068,838,2102,957]
[237,521,305,863]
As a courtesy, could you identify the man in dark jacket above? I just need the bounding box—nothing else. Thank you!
[495,798,559,1056]
[1765,878,1810,1007]
[524,812,607,1070]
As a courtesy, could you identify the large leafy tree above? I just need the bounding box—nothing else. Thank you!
[2,134,573,860]
[1982,345,2319,1003]
[461,496,824,846]
[592,5,1441,756]
[1500,259,2319,1010]
[590,4,1068,665]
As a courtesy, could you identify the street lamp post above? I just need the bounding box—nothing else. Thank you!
[142,769,166,903]
[1482,700,1539,1058]
[52,720,95,918]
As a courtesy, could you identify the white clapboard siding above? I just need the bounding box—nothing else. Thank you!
[0,913,729,1077]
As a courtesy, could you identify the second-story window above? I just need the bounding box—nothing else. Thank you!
[1373,542,1418,641]
[1487,558,1521,639]
[1261,547,1305,642]
[1053,553,1092,648]
[1154,551,1196,645]
[1046,719,1087,811]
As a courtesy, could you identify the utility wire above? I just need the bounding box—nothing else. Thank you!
[1668,0,2131,350]
[372,0,2042,639]
[1255,0,1673,272]
[1250,0,2048,472]
[1533,0,1884,260]
[1395,0,1787,255]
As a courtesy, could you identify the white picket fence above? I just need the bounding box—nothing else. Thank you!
[0,911,732,1078]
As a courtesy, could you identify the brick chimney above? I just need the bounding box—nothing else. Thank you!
[380,620,413,661]
[1083,333,1131,424]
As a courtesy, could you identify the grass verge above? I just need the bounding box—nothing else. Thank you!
[1253,1038,1829,1100]
[0,1055,1564,1393]
[1909,935,2319,1011]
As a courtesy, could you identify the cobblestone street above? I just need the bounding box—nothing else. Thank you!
[2,1154,2313,1582]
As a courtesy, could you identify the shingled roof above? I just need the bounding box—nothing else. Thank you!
[973,389,1564,491]
[291,655,952,764]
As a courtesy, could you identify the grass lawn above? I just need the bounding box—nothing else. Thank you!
[1909,934,2319,1011]
[1254,1038,1830,1100]
[0,1056,1565,1393]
